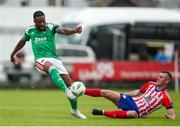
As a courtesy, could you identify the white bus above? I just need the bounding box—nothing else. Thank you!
[57,7,180,61]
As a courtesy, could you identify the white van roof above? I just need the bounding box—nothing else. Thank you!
[62,7,180,26]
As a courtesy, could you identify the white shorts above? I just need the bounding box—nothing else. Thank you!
[34,58,68,74]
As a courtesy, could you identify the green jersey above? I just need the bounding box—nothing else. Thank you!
[22,23,61,61]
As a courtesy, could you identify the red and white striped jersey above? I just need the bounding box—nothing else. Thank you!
[133,81,172,117]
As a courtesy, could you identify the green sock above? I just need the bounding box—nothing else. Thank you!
[69,99,78,110]
[49,67,67,92]
[49,67,78,110]
[49,68,77,110]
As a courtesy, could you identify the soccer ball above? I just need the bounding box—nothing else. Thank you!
[70,81,86,97]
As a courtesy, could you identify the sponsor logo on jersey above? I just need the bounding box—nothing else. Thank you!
[35,37,47,43]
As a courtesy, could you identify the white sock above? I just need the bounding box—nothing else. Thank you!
[72,109,78,112]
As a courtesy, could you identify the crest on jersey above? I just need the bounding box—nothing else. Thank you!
[144,95,152,104]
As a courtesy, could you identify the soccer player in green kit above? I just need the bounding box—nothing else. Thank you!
[10,11,87,119]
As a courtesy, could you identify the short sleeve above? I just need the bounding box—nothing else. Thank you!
[53,24,61,33]
[21,32,30,42]
[162,92,173,109]
[22,29,30,42]
[47,23,61,33]
[139,82,151,93]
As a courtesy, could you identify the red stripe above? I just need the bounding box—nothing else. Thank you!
[135,85,154,102]
[138,90,159,114]
[138,101,146,111]
[140,93,162,116]
[136,85,166,117]
[134,94,145,103]
[135,85,155,107]
[142,100,162,116]
[35,61,44,70]
[135,96,146,108]
[139,93,157,114]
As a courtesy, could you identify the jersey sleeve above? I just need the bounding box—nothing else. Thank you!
[139,82,151,93]
[162,92,173,109]
[21,29,30,42]
[48,23,61,33]
[53,24,61,33]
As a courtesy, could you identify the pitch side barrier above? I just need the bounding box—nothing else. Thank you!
[73,61,179,81]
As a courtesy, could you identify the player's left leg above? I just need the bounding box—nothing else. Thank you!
[61,73,87,119]
[92,109,138,118]
[42,58,86,119]
[85,89,120,106]
[41,61,75,100]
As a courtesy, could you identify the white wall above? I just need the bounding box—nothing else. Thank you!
[0,7,78,58]
[64,0,88,7]
[0,7,78,81]
[0,7,78,28]
[0,0,48,7]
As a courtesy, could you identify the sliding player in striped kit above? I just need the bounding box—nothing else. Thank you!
[10,10,86,119]
[85,71,175,119]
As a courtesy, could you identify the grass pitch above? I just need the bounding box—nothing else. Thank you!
[0,88,180,126]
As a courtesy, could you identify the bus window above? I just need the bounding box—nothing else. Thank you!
[129,22,180,40]
[127,39,175,61]
[128,43,151,61]
[87,26,114,60]
[127,22,180,61]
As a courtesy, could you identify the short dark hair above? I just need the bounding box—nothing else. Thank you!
[161,71,172,80]
[33,11,45,19]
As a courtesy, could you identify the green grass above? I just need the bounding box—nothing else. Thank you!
[0,88,180,126]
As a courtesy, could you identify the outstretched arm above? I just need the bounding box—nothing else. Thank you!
[165,108,176,119]
[56,26,82,35]
[125,90,142,97]
[10,39,26,64]
[126,82,151,97]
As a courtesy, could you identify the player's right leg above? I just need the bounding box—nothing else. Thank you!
[92,109,138,118]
